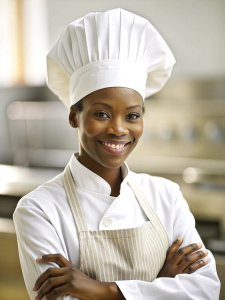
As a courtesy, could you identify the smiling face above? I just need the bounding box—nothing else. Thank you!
[69,87,143,174]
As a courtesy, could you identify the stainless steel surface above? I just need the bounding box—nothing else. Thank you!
[7,100,78,167]
[0,164,62,197]
[134,98,225,160]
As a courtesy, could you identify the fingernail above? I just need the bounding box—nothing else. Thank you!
[177,236,184,241]
[203,258,208,264]
[32,285,37,291]
[203,250,208,255]
[36,257,42,262]
[196,243,202,247]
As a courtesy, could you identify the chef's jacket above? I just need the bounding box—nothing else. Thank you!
[13,153,220,299]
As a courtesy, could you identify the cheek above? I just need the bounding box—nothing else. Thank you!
[79,119,104,138]
[134,122,144,139]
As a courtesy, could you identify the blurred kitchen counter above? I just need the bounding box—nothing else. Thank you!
[0,164,62,197]
[0,223,29,300]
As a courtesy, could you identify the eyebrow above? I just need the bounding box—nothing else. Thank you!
[92,102,112,108]
[125,105,142,110]
[92,102,142,110]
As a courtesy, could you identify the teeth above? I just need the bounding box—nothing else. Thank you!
[102,142,125,149]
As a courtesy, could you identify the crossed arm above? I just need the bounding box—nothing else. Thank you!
[14,183,220,300]
[33,237,208,300]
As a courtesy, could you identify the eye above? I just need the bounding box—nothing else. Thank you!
[126,113,141,120]
[95,111,110,119]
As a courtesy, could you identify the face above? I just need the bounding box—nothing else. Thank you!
[69,87,143,173]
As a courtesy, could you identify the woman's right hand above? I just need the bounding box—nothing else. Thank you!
[33,254,125,300]
[157,236,208,278]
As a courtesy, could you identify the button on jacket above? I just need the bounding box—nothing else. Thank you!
[13,154,220,300]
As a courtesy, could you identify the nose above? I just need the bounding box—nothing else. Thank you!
[106,118,128,136]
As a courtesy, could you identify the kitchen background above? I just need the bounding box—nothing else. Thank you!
[0,0,225,299]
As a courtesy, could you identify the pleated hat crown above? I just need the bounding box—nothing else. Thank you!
[47,8,175,108]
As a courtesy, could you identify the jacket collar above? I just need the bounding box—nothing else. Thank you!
[69,153,130,196]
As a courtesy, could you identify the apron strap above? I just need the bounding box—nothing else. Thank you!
[63,163,88,232]
[64,163,169,249]
[128,175,169,248]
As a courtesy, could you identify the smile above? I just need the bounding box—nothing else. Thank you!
[99,141,131,153]
[102,142,126,149]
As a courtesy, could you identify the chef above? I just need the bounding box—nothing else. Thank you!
[13,8,220,300]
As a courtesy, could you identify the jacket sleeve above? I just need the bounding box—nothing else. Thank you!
[13,196,78,300]
[115,189,220,300]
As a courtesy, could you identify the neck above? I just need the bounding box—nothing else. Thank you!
[106,168,122,197]
[90,164,122,197]
[77,156,123,197]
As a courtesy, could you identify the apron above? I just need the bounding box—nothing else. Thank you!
[63,164,169,282]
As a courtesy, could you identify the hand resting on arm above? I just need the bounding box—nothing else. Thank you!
[33,237,208,300]
[157,236,208,278]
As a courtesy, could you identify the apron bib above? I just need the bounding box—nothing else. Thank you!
[63,164,169,282]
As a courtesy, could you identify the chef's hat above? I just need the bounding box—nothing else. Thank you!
[47,8,175,108]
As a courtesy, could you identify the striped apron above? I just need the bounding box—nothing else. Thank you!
[63,164,169,282]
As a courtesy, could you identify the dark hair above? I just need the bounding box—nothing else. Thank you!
[70,100,83,112]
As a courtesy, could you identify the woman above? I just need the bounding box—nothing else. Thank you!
[13,8,220,300]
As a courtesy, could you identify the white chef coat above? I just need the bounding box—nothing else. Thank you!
[13,153,220,300]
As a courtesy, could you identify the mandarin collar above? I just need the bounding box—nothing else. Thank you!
[69,153,130,196]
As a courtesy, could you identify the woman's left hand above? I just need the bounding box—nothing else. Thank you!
[157,237,208,278]
[33,254,124,300]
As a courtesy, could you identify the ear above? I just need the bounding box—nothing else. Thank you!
[69,108,79,128]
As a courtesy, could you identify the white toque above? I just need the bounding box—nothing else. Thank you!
[47,8,176,108]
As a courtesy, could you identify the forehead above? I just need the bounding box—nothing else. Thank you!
[82,87,143,108]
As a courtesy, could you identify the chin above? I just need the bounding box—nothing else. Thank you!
[98,157,126,169]
[101,161,124,170]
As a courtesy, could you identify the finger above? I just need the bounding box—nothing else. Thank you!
[36,285,68,300]
[179,249,208,270]
[165,236,184,263]
[36,253,72,267]
[182,258,209,274]
[37,284,72,300]
[33,267,66,291]
[35,274,69,300]
[172,243,202,265]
